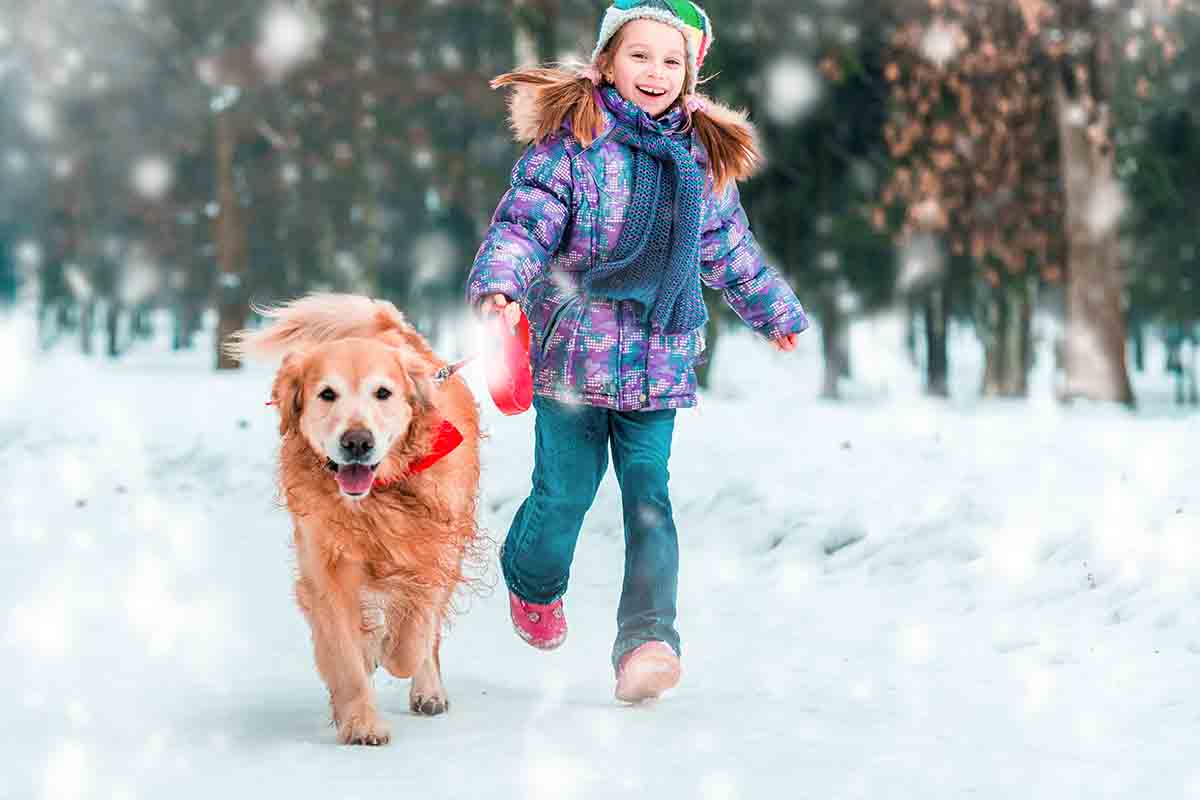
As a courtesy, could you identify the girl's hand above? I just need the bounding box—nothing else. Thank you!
[482,293,522,331]
[771,333,800,353]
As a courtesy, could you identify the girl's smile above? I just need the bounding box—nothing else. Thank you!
[605,19,688,117]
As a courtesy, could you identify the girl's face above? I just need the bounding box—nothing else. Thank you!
[604,19,688,118]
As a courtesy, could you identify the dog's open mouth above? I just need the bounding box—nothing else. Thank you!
[326,460,379,496]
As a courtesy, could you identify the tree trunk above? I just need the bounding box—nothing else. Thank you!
[1189,339,1199,407]
[80,300,95,356]
[906,303,919,367]
[982,279,1033,397]
[215,110,246,370]
[1054,75,1134,405]
[923,288,949,397]
[695,288,721,390]
[105,301,121,358]
[818,291,847,400]
[1130,321,1145,373]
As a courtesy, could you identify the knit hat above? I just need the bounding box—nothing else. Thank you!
[590,0,713,95]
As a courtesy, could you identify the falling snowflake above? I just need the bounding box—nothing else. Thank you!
[818,250,840,272]
[1085,180,1126,236]
[896,233,945,292]
[16,241,42,269]
[836,285,860,314]
[64,266,93,301]
[280,162,301,186]
[921,19,963,67]
[132,156,173,200]
[412,232,456,288]
[635,502,664,529]
[334,250,362,284]
[120,251,161,305]
[256,4,324,80]
[413,147,434,170]
[23,100,56,138]
[762,57,821,126]
[1062,102,1087,127]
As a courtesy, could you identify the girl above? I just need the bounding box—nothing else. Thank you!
[467,0,808,703]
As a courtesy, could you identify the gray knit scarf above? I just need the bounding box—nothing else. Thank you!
[583,86,708,335]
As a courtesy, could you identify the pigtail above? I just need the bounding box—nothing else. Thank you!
[488,64,764,195]
[683,93,763,195]
[490,66,608,148]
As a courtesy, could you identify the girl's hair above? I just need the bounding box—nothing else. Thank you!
[490,29,759,193]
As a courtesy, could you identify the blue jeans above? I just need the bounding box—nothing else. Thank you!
[501,396,680,671]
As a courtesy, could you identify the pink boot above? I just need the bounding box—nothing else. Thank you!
[509,591,567,650]
[615,641,681,703]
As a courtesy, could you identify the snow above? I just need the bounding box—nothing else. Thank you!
[761,57,821,126]
[1085,179,1127,236]
[920,20,962,68]
[15,241,43,269]
[896,233,945,292]
[1,309,1197,798]
[131,157,173,201]
[23,100,56,139]
[256,5,324,81]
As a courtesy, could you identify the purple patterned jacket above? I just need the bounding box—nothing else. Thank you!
[467,98,809,412]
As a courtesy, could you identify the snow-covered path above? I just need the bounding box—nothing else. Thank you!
[2,323,1197,799]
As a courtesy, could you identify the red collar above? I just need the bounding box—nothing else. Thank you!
[372,417,464,490]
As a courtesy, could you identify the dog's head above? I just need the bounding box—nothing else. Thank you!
[272,338,434,499]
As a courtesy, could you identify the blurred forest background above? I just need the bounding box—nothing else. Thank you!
[2,0,1198,407]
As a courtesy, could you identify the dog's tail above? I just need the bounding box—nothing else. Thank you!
[227,293,429,361]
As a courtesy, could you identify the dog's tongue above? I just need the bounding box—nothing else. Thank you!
[336,464,375,495]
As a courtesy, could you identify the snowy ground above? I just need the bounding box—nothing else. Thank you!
[2,309,1198,800]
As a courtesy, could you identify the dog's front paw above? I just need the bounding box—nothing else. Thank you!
[336,710,392,745]
[409,691,449,716]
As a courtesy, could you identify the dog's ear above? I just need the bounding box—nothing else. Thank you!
[272,351,306,436]
[393,348,435,414]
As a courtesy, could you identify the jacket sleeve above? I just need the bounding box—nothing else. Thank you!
[466,135,574,308]
[699,181,810,339]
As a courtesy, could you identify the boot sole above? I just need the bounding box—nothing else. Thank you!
[512,621,567,651]
[615,654,681,703]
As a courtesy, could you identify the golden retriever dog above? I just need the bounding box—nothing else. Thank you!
[231,294,481,746]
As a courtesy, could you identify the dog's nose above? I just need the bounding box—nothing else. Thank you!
[340,428,375,461]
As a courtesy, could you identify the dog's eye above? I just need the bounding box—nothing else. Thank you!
[318,388,338,402]
[375,387,392,401]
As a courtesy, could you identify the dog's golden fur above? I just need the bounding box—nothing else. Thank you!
[231,294,482,746]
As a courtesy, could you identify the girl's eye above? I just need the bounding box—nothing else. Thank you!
[319,388,338,402]
[632,52,647,60]
[375,387,392,401]
[667,60,682,67]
